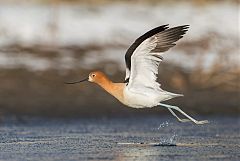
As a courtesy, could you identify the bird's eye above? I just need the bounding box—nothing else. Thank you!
[92,74,96,77]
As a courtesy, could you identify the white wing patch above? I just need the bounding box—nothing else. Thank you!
[128,35,162,90]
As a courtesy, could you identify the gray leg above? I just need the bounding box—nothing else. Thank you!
[167,108,191,123]
[159,103,209,124]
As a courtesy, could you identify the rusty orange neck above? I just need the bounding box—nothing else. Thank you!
[94,75,125,104]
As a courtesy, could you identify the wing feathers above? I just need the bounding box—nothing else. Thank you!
[126,25,189,90]
[125,25,169,73]
[151,25,189,53]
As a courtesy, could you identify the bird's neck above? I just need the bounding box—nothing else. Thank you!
[96,77,125,104]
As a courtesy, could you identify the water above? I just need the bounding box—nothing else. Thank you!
[0,116,239,161]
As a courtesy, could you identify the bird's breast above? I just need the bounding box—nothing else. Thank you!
[123,87,160,108]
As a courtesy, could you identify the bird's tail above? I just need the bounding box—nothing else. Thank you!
[160,91,184,102]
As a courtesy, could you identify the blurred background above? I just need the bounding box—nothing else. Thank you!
[0,0,239,119]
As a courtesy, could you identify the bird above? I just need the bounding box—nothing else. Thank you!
[65,24,209,125]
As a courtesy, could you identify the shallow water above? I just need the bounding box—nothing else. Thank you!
[0,116,239,161]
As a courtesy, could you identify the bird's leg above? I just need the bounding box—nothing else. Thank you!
[167,108,191,123]
[159,103,209,124]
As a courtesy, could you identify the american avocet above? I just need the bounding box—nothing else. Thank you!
[66,25,208,124]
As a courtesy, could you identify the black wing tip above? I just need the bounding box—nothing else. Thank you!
[162,24,170,28]
[172,25,189,30]
[159,24,189,28]
[180,25,190,35]
[170,25,190,36]
[178,25,190,31]
[179,24,190,28]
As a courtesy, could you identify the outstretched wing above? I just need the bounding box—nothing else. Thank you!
[124,25,169,82]
[125,25,189,90]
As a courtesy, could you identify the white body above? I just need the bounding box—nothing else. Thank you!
[123,86,182,108]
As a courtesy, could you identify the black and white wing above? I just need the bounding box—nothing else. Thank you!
[124,25,189,89]
[124,25,169,82]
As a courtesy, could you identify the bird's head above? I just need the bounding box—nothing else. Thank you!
[65,71,108,85]
[88,71,107,83]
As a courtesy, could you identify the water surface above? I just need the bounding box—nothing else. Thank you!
[0,116,239,161]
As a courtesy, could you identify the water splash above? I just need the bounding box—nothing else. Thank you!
[151,121,179,146]
[157,121,169,130]
[169,132,177,144]
[159,132,178,146]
